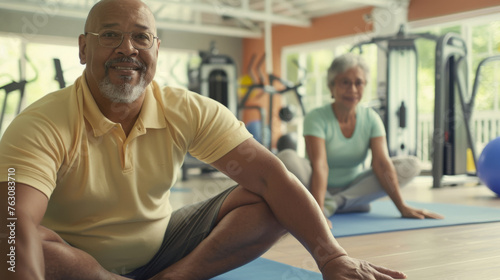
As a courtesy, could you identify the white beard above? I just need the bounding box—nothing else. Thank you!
[98,74,147,104]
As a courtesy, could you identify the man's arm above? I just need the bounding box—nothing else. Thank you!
[211,138,407,279]
[1,182,48,280]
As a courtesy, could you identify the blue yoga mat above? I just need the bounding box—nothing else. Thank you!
[330,200,500,237]
[213,201,500,279]
[213,258,321,280]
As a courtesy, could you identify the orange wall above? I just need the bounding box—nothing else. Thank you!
[242,7,373,78]
[408,0,500,21]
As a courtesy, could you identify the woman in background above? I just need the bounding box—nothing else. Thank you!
[278,53,443,221]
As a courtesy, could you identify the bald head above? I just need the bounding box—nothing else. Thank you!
[79,0,160,106]
[84,0,157,34]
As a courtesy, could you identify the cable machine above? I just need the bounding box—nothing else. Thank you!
[350,26,437,157]
[198,42,238,116]
[432,33,500,188]
[180,42,239,180]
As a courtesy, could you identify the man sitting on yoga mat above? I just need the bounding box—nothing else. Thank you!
[277,53,444,225]
[0,1,408,279]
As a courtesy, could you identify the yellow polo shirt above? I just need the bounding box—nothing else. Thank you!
[0,72,252,274]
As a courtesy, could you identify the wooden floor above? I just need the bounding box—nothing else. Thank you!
[173,171,500,280]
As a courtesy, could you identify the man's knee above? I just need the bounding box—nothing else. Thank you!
[238,200,288,245]
[218,186,287,237]
[217,185,264,221]
[248,194,288,240]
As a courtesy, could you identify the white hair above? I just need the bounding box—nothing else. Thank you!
[327,53,369,87]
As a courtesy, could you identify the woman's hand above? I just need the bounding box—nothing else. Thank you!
[321,255,407,280]
[399,204,444,219]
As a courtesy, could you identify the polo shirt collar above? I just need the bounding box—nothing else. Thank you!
[136,81,167,131]
[81,73,167,137]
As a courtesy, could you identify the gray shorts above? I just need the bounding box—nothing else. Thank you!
[123,185,237,280]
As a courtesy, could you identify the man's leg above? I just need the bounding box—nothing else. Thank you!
[150,186,287,280]
[40,226,129,280]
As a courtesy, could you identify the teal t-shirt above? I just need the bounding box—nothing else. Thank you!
[303,103,386,188]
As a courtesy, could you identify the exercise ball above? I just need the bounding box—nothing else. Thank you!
[477,136,500,195]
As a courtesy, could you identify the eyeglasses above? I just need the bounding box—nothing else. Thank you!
[85,30,159,50]
[336,79,366,89]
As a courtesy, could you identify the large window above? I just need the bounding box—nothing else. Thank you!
[413,18,500,158]
[413,19,500,114]
[25,42,86,105]
[0,38,86,135]
[0,34,196,136]
[156,48,198,89]
[413,25,462,114]
[0,35,24,135]
[470,21,500,112]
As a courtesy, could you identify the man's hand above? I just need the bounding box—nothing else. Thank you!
[399,205,444,219]
[321,255,407,280]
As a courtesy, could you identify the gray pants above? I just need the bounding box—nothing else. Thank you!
[276,149,421,216]
[123,186,237,279]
